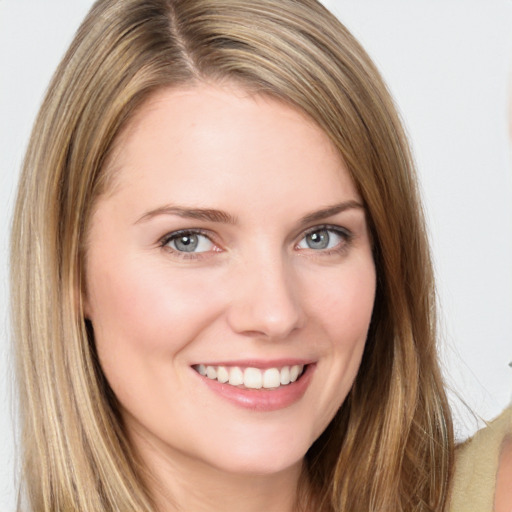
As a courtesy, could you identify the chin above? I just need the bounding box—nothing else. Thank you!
[200,429,311,477]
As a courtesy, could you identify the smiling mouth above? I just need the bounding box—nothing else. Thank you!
[192,364,306,390]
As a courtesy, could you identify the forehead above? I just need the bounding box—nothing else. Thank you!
[100,83,359,218]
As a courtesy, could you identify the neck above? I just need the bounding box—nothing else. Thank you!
[133,431,305,512]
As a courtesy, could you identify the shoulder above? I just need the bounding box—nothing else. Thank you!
[495,429,512,512]
[448,406,512,512]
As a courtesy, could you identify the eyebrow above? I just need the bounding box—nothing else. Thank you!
[298,200,364,224]
[135,200,364,226]
[136,206,238,225]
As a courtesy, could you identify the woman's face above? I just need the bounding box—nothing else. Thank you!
[85,84,376,478]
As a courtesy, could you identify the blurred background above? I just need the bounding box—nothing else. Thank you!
[1,1,511,510]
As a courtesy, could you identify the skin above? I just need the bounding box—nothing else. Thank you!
[84,83,376,512]
[495,435,512,511]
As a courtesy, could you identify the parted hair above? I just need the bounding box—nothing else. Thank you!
[11,0,453,510]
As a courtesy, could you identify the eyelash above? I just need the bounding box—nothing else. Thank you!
[159,225,353,259]
[297,225,353,256]
[159,229,216,259]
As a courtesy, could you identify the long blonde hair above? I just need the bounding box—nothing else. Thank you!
[11,0,453,510]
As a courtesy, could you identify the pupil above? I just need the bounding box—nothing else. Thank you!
[307,230,329,249]
[175,234,198,252]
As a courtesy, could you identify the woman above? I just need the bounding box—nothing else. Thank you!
[448,84,512,512]
[10,0,453,510]
[449,406,512,511]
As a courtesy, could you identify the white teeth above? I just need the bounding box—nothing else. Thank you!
[196,364,305,389]
[216,366,229,383]
[263,368,281,389]
[206,366,217,379]
[280,366,290,385]
[290,365,301,383]
[228,367,244,386]
[244,368,263,389]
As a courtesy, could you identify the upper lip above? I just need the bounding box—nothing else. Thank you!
[191,359,314,369]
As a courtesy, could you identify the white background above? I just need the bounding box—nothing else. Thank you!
[1,1,511,510]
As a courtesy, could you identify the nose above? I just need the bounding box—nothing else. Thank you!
[226,254,305,340]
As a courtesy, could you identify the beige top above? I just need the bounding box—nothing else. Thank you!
[449,407,512,512]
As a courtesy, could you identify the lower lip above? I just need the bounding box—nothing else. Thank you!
[196,364,315,411]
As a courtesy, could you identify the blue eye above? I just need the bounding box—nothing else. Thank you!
[164,231,214,253]
[297,227,347,251]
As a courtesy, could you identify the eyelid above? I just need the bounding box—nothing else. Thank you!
[158,224,353,259]
[160,228,211,244]
[295,224,353,252]
[159,228,220,257]
[301,223,351,238]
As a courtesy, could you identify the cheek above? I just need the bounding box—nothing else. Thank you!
[85,254,222,379]
[295,260,375,439]
[307,260,376,344]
